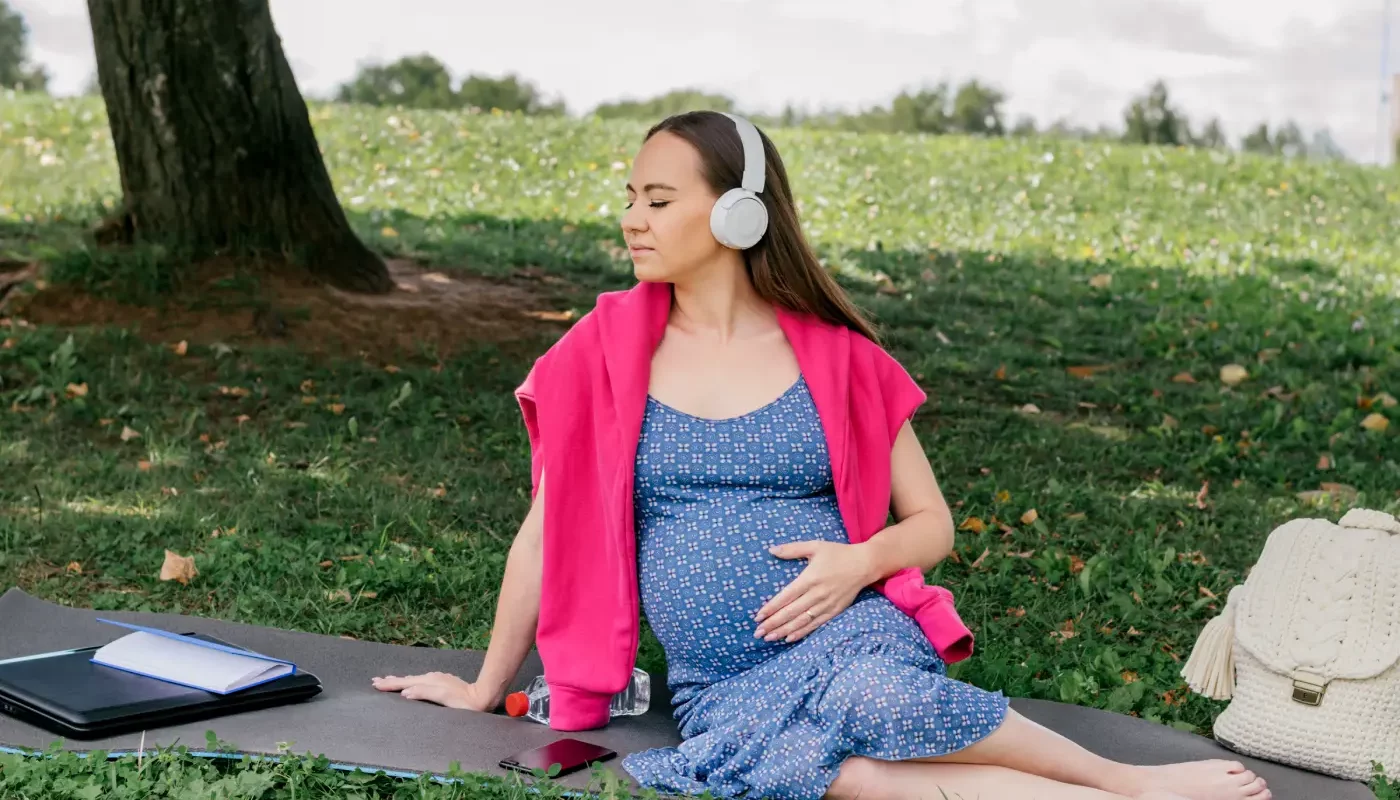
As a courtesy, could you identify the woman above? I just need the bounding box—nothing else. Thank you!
[372,111,1270,800]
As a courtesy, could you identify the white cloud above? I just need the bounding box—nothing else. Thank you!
[10,0,1400,163]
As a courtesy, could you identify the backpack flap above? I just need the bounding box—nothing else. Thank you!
[1231,511,1400,704]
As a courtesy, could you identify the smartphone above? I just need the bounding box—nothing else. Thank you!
[498,737,617,777]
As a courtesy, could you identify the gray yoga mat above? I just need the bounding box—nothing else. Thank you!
[0,587,1375,799]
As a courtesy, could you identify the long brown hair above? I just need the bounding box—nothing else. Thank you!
[645,111,880,343]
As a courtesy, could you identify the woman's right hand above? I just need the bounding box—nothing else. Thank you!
[371,671,501,712]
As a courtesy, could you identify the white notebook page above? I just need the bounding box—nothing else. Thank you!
[93,631,292,693]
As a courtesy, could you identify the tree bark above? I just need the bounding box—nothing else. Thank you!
[87,0,391,293]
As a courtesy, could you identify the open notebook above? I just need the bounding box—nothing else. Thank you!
[90,619,298,695]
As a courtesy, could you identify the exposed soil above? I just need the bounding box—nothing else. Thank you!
[2,257,580,363]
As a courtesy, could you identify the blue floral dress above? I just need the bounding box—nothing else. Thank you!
[620,375,1010,800]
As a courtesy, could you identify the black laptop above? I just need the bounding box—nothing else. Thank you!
[0,631,322,739]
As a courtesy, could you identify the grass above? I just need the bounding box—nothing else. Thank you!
[2,89,1400,798]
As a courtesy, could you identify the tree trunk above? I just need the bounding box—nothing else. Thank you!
[86,0,391,293]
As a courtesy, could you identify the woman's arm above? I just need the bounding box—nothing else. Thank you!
[472,473,546,705]
[371,474,545,710]
[855,421,957,582]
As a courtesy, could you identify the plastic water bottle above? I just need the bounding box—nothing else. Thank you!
[504,668,650,724]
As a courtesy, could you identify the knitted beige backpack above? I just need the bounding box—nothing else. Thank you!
[1181,507,1400,782]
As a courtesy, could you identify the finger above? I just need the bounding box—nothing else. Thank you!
[755,577,812,626]
[371,674,429,691]
[763,595,825,642]
[768,540,817,561]
[757,587,820,637]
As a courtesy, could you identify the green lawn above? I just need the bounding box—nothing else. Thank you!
[2,92,1399,798]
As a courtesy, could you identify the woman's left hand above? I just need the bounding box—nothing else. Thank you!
[754,541,876,643]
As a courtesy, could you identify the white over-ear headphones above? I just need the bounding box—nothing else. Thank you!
[710,112,769,250]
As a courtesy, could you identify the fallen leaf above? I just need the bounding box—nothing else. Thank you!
[1376,392,1398,408]
[172,340,187,356]
[1161,414,1179,429]
[1171,372,1197,384]
[137,460,152,471]
[301,396,318,405]
[1052,619,1077,639]
[1317,453,1332,470]
[1256,348,1282,363]
[970,548,991,569]
[1360,413,1389,433]
[432,484,447,498]
[1089,273,1112,289]
[327,403,346,415]
[1201,424,1219,436]
[327,589,352,602]
[1067,365,1113,379]
[1020,508,1039,525]
[1127,626,1143,636]
[1121,670,1139,684]
[1219,364,1249,386]
[934,330,951,345]
[219,385,251,397]
[119,425,141,442]
[1069,555,1086,573]
[1195,480,1210,509]
[384,365,400,374]
[65,382,88,398]
[959,516,986,534]
[66,561,82,574]
[1199,585,1218,600]
[158,550,197,585]
[994,364,1007,381]
[235,414,251,424]
[360,591,378,599]
[381,226,399,238]
[996,490,1011,503]
[1,338,14,349]
[1018,403,1041,414]
[300,379,316,394]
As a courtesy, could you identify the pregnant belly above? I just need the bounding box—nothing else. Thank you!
[637,494,849,687]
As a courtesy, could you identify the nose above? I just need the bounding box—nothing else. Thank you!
[621,201,647,235]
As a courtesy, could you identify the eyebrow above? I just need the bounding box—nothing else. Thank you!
[625,182,678,193]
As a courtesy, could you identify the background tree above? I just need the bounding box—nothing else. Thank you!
[335,53,457,109]
[1010,115,1038,137]
[1122,79,1190,145]
[592,88,735,120]
[1196,118,1228,149]
[0,0,48,91]
[87,0,390,292]
[950,79,1006,135]
[1307,128,1345,161]
[1272,120,1307,158]
[1241,122,1274,154]
[456,72,564,115]
[889,83,952,134]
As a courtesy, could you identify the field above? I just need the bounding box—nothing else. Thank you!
[2,91,1399,798]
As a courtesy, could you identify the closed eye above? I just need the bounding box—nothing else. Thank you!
[624,201,671,209]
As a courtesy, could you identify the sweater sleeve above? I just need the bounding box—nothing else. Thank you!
[514,358,545,499]
[870,339,927,443]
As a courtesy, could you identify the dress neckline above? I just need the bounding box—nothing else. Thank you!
[646,375,806,424]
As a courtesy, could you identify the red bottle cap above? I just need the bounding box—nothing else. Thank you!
[504,691,529,718]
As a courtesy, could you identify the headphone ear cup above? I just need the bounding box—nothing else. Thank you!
[710,188,769,250]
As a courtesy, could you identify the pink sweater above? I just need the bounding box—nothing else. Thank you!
[514,280,974,731]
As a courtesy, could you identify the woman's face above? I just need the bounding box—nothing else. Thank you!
[621,131,726,283]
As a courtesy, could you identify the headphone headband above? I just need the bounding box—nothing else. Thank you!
[721,112,765,194]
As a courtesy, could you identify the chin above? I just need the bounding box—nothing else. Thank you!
[631,257,674,283]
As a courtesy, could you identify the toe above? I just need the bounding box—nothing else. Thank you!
[1243,777,1267,797]
[1227,761,1248,774]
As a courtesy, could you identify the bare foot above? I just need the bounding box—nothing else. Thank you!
[1117,760,1271,800]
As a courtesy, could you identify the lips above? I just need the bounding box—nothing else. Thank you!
[628,245,654,255]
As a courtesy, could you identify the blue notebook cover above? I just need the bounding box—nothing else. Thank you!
[90,618,298,695]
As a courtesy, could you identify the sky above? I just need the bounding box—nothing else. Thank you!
[12,0,1400,164]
